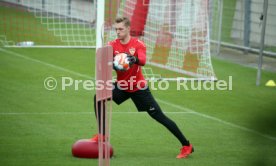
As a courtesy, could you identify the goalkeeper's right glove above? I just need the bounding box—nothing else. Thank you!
[127,55,139,65]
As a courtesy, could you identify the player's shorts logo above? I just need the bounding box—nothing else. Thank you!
[129,47,136,55]
[149,106,155,111]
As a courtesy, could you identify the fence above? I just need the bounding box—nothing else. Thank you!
[213,0,276,57]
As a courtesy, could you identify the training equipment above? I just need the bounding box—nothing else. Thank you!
[176,144,194,159]
[96,46,113,166]
[113,53,130,71]
[265,80,276,87]
[72,139,113,158]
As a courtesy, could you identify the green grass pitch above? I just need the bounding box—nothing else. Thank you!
[0,47,276,166]
[0,2,276,165]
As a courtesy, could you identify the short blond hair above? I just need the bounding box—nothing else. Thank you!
[115,17,131,27]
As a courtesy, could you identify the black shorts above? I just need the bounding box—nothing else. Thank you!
[112,83,161,112]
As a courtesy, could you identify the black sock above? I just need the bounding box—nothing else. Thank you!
[147,109,190,146]
[94,95,106,135]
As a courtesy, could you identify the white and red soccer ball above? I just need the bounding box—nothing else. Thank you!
[113,53,130,71]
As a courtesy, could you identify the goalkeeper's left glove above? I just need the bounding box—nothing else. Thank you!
[127,55,139,65]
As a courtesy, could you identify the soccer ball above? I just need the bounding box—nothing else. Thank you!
[113,53,130,71]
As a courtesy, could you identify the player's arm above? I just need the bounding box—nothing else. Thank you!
[127,40,146,66]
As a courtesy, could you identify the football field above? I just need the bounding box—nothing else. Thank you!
[0,47,276,166]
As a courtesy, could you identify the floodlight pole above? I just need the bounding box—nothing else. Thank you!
[256,0,268,86]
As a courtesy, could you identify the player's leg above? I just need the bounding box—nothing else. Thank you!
[93,95,107,136]
[131,87,193,158]
[92,83,130,141]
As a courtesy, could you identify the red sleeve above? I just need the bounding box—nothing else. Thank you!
[136,40,146,66]
[107,41,113,47]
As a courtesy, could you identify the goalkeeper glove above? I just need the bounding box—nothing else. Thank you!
[127,55,139,65]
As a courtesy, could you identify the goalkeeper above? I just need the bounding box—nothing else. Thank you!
[92,16,193,159]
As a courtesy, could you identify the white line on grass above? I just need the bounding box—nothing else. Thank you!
[1,48,275,141]
[157,99,276,141]
[0,112,93,115]
[0,48,93,80]
[0,112,193,115]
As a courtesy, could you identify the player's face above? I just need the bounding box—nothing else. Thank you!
[114,22,130,40]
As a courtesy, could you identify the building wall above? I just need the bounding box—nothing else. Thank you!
[231,0,276,47]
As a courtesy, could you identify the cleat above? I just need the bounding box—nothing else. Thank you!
[176,144,194,159]
[90,134,105,142]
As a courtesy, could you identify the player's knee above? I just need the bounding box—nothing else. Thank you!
[147,106,160,117]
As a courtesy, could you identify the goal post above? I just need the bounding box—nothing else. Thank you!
[96,0,105,49]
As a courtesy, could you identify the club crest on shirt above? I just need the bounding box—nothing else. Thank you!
[129,47,136,55]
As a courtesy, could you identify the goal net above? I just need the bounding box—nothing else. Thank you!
[0,0,218,80]
[104,0,217,80]
[0,0,96,47]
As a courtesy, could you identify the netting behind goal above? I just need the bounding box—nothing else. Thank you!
[105,0,217,80]
[0,0,96,47]
[0,0,218,80]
